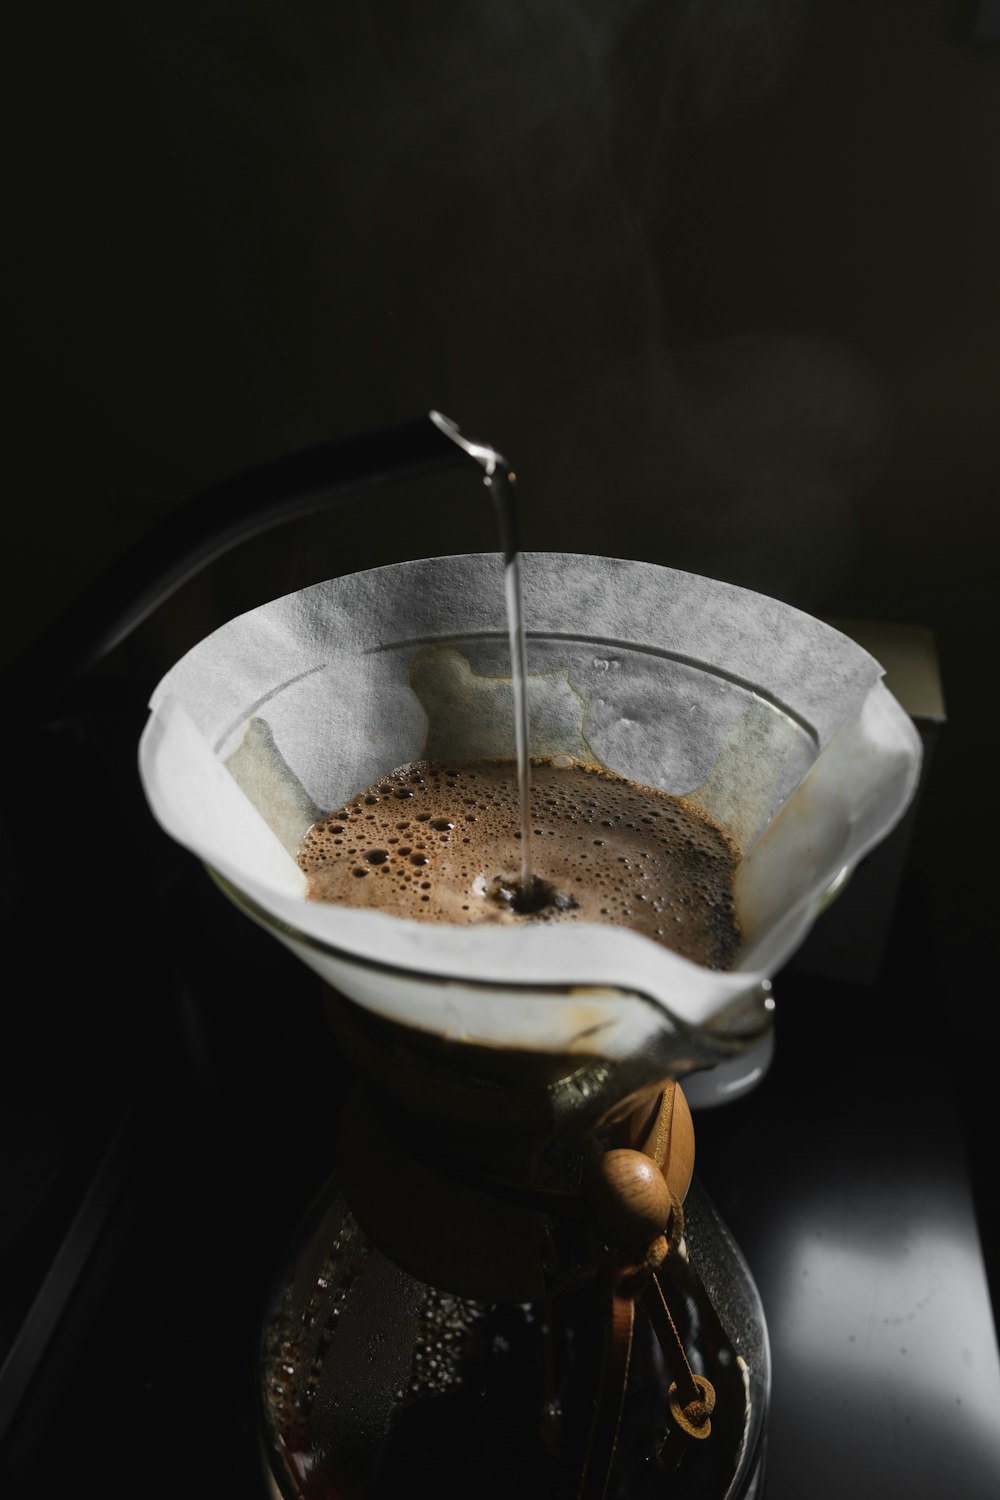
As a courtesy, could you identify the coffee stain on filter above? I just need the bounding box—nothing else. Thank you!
[685,698,807,854]
[407,644,594,764]
[225,715,322,855]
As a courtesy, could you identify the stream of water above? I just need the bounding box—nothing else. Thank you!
[428,410,538,905]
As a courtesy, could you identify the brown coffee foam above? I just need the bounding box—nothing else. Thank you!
[297,758,741,972]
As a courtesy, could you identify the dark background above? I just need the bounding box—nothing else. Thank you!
[2,2,999,1496]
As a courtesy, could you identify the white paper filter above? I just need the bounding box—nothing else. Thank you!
[138,553,922,1059]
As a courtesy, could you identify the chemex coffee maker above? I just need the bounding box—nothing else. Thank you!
[28,412,923,1499]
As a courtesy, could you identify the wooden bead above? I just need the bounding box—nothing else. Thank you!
[586,1148,673,1250]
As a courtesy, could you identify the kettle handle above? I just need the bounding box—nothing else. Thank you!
[3,412,479,712]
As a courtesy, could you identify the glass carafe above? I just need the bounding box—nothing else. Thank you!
[256,989,770,1500]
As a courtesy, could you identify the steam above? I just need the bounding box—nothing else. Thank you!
[105,0,881,616]
[302,1,880,612]
[650,329,890,609]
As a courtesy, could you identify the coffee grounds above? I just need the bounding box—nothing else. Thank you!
[296,758,741,971]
